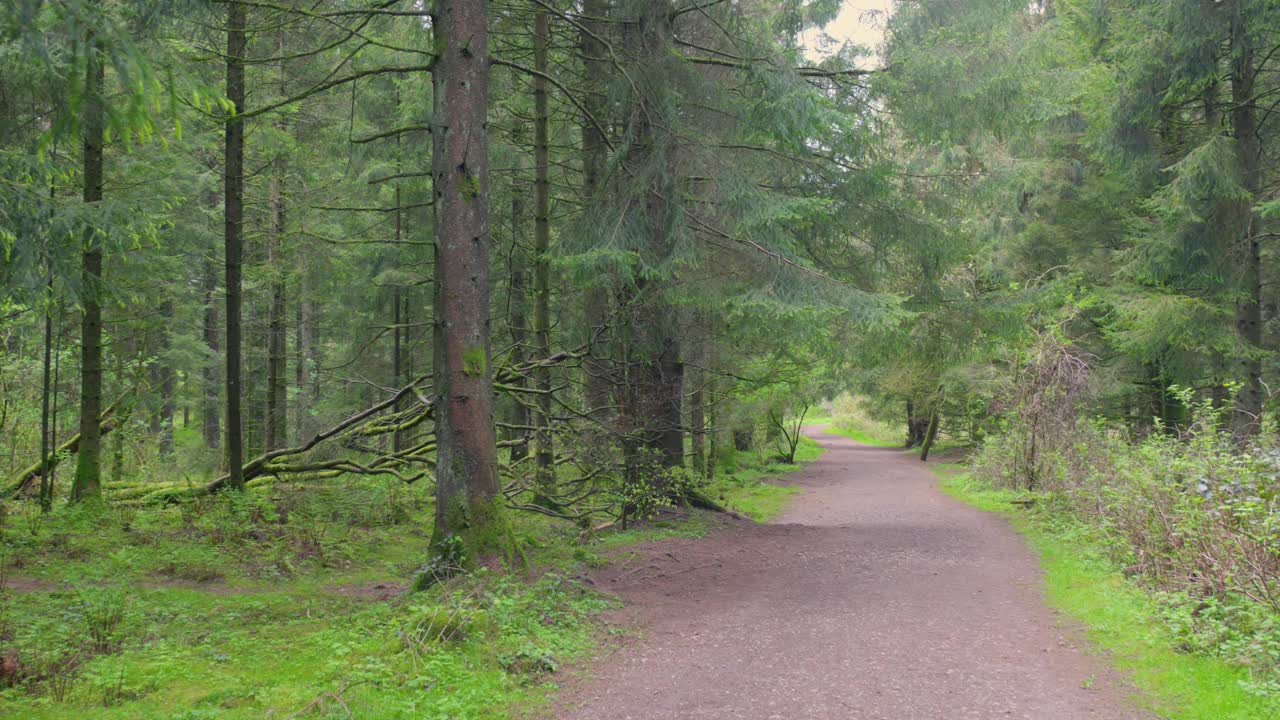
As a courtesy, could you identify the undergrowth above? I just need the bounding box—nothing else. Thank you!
[0,433,821,717]
[942,471,1280,719]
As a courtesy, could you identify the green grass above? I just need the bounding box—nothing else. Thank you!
[0,433,828,719]
[702,435,822,521]
[801,410,834,426]
[940,472,1280,720]
[825,424,901,447]
[0,483,621,719]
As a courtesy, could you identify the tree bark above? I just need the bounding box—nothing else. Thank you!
[202,253,221,450]
[72,16,105,502]
[626,1,683,470]
[690,362,706,477]
[224,0,247,489]
[152,299,175,456]
[266,72,288,453]
[919,410,940,462]
[6,409,119,498]
[580,0,612,418]
[39,284,55,510]
[429,0,511,562]
[1229,3,1263,441]
[508,127,531,462]
[532,4,555,490]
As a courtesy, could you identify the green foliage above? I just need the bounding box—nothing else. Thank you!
[971,397,1280,699]
[944,471,1280,718]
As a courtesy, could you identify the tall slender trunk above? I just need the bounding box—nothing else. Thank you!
[266,148,288,449]
[706,365,717,481]
[689,361,706,477]
[224,0,247,489]
[581,0,612,417]
[392,82,406,453]
[72,18,105,502]
[1229,3,1263,440]
[202,253,221,450]
[508,140,530,462]
[40,283,54,510]
[153,299,175,456]
[296,268,317,440]
[532,5,554,488]
[111,338,130,483]
[429,0,510,562]
[919,410,940,462]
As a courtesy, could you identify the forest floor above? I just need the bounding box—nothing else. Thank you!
[555,426,1152,720]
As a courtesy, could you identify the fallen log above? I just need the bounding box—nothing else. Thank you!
[5,407,120,499]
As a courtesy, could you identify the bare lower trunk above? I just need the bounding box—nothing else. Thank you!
[429,0,511,565]
[919,411,939,462]
[581,0,612,418]
[1229,4,1263,441]
[508,146,530,462]
[202,254,221,450]
[73,21,105,502]
[224,0,246,489]
[532,4,554,490]
[153,299,175,456]
[690,363,706,477]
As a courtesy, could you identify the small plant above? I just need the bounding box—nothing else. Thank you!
[414,534,468,590]
[78,589,128,654]
[24,504,43,538]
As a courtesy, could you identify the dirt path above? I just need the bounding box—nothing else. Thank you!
[557,427,1151,719]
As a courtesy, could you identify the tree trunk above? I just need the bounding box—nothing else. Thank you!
[627,1,683,470]
[296,269,317,441]
[532,4,555,490]
[153,299,175,456]
[224,0,247,489]
[581,0,612,418]
[72,19,105,503]
[429,0,511,564]
[6,409,120,498]
[508,132,530,463]
[1229,4,1263,441]
[706,369,718,481]
[266,132,288,449]
[39,285,55,510]
[690,362,706,477]
[919,411,940,462]
[202,253,221,450]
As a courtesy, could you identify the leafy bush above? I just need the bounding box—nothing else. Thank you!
[977,389,1280,694]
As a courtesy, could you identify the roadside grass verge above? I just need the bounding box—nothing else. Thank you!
[940,472,1280,720]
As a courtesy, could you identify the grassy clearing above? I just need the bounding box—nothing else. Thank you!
[826,396,903,447]
[940,472,1280,720]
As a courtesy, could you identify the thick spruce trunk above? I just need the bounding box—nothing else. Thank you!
[429,0,512,564]
[1229,5,1263,440]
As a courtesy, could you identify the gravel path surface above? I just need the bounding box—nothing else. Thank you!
[557,427,1152,720]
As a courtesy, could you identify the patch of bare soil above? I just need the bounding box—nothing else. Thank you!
[325,581,406,601]
[555,430,1151,720]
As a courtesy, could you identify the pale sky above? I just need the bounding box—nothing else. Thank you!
[802,0,894,66]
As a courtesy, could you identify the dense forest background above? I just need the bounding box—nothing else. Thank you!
[3,0,1280,716]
